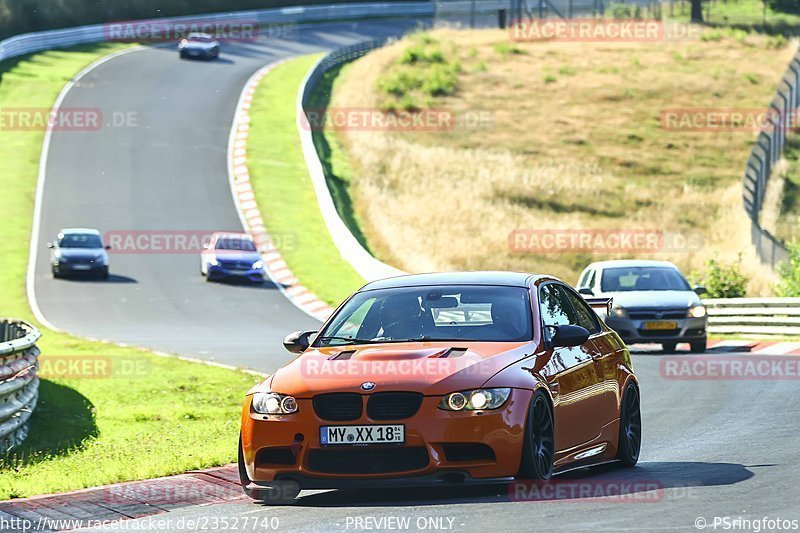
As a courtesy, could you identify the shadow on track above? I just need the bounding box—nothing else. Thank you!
[287,462,753,508]
[57,273,137,284]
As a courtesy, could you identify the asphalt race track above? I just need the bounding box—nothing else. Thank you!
[82,351,800,531]
[32,20,420,371]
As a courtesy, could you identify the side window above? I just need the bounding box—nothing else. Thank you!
[563,289,601,334]
[578,269,593,288]
[539,284,577,327]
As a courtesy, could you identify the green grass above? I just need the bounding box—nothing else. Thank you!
[307,63,374,256]
[247,55,366,306]
[0,44,259,499]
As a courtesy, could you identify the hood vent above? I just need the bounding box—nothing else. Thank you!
[329,350,356,360]
[438,348,468,358]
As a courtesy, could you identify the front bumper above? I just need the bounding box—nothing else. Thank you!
[180,47,218,58]
[240,390,531,488]
[52,262,107,274]
[208,265,265,282]
[605,315,706,344]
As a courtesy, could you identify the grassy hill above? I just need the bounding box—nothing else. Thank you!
[323,27,797,293]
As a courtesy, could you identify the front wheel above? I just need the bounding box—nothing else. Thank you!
[690,339,707,353]
[616,383,641,467]
[661,342,677,353]
[518,391,555,480]
[238,436,299,504]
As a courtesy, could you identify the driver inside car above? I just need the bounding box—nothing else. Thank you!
[377,293,429,340]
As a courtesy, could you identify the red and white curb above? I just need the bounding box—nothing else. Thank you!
[227,61,334,323]
[707,339,800,356]
[0,465,241,532]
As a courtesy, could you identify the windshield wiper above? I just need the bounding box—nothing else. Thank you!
[316,336,372,345]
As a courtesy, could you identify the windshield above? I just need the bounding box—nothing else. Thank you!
[600,266,691,292]
[59,234,103,249]
[187,34,213,42]
[215,237,256,251]
[315,285,532,346]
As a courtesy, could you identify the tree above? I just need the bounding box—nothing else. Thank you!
[690,0,703,23]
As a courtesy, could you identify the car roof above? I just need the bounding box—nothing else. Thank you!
[59,228,100,235]
[187,32,213,39]
[361,271,545,290]
[584,259,678,270]
[212,232,252,240]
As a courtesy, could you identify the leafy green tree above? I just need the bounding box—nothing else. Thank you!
[775,240,800,296]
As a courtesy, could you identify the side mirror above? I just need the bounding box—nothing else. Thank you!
[283,330,316,354]
[47,242,55,249]
[578,287,594,296]
[547,325,590,348]
[104,245,111,250]
[693,285,707,295]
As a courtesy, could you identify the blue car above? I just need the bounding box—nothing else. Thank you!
[201,232,265,283]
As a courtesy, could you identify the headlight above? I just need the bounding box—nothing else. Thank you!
[252,392,298,415]
[611,306,627,318]
[439,388,511,411]
[689,305,707,318]
[252,260,264,269]
[208,257,219,266]
[95,255,107,265]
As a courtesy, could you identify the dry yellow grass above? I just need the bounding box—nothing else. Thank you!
[329,28,798,294]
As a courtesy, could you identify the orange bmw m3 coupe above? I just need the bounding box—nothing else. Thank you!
[239,272,640,503]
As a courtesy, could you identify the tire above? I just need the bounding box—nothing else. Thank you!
[616,383,641,467]
[99,266,109,280]
[661,342,677,353]
[690,339,707,353]
[52,267,61,279]
[238,436,299,504]
[518,391,555,480]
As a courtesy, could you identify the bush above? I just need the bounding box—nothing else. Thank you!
[775,240,800,296]
[768,0,800,15]
[691,256,749,298]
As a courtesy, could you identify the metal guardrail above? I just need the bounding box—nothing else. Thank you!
[297,39,409,281]
[0,2,435,64]
[0,320,41,454]
[705,298,800,336]
[742,45,800,270]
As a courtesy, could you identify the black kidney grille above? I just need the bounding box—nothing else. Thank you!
[313,393,363,421]
[366,392,423,421]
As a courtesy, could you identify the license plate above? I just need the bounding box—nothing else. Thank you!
[320,425,404,446]
[644,321,677,330]
[72,265,91,271]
